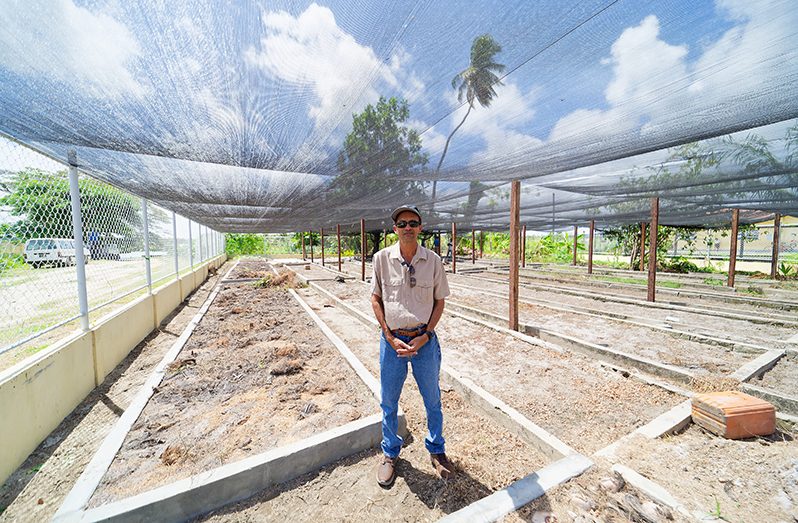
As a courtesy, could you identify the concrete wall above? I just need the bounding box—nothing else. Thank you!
[0,256,226,484]
[0,332,94,483]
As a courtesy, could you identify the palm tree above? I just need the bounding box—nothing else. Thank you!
[431,34,505,205]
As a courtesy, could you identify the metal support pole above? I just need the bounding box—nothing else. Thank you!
[647,198,659,302]
[142,198,152,292]
[321,228,325,266]
[360,219,366,282]
[771,213,781,279]
[471,229,475,264]
[188,220,194,269]
[588,220,595,275]
[451,222,457,274]
[728,209,739,287]
[302,232,306,260]
[337,224,342,272]
[572,225,578,266]
[198,224,203,263]
[639,222,646,271]
[521,225,526,268]
[67,152,90,331]
[172,211,179,279]
[509,180,520,331]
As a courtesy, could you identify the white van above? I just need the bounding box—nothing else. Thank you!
[24,238,91,268]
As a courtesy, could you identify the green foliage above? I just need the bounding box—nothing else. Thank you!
[778,262,797,279]
[702,277,725,286]
[224,233,265,256]
[661,256,701,274]
[525,233,580,263]
[0,168,142,246]
[740,285,765,296]
[0,253,26,274]
[334,96,427,205]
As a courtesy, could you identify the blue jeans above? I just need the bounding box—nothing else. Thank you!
[380,331,445,458]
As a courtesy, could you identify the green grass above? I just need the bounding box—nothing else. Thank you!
[702,277,725,286]
[738,285,766,296]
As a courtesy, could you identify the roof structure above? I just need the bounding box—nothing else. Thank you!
[1,0,797,232]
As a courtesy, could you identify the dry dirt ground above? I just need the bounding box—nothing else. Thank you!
[89,275,377,506]
[310,276,679,456]
[755,351,798,396]
[613,424,798,521]
[0,264,228,522]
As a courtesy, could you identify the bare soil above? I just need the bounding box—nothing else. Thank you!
[612,424,798,521]
[310,277,680,455]
[0,264,228,522]
[449,284,749,376]
[196,283,549,521]
[451,271,795,348]
[755,352,798,396]
[89,279,377,506]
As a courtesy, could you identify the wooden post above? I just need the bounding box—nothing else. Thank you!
[337,224,342,272]
[647,198,659,302]
[320,228,325,266]
[509,181,521,331]
[471,229,476,264]
[521,225,526,268]
[301,232,306,260]
[588,220,595,275]
[479,231,484,258]
[771,213,781,279]
[728,208,739,287]
[360,219,366,282]
[436,231,441,256]
[572,225,578,266]
[383,229,387,250]
[451,222,457,274]
[310,233,314,263]
[639,222,646,271]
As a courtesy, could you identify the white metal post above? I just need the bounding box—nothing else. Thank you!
[142,198,152,292]
[198,224,204,263]
[188,220,194,269]
[67,151,90,331]
[172,211,179,279]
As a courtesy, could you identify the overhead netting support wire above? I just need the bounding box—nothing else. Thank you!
[0,1,796,232]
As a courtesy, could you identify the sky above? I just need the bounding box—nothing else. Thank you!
[0,0,796,229]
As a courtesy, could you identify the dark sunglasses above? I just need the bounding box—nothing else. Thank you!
[395,220,421,229]
[401,261,416,288]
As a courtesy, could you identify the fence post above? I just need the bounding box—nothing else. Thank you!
[142,198,152,292]
[172,211,179,279]
[188,220,194,269]
[67,150,90,332]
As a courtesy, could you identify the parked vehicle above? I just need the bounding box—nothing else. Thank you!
[24,238,91,268]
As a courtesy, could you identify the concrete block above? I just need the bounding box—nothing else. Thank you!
[742,383,798,415]
[77,414,387,523]
[0,332,94,484]
[731,349,785,382]
[611,464,693,519]
[439,454,593,523]
[152,280,181,326]
[92,295,155,384]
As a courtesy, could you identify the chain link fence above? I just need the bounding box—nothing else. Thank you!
[0,138,224,371]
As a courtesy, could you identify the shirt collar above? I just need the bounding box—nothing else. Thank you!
[389,242,427,263]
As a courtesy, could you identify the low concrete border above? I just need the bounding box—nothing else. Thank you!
[448,281,770,355]
[437,454,593,523]
[444,300,697,385]
[741,383,798,415]
[611,464,694,520]
[54,261,238,520]
[731,349,785,381]
[79,414,385,523]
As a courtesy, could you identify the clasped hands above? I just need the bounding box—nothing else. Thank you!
[387,332,430,357]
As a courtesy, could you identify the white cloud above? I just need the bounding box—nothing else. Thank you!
[0,0,144,98]
[245,3,424,131]
[408,119,446,155]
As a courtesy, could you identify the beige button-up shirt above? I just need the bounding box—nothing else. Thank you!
[371,243,450,330]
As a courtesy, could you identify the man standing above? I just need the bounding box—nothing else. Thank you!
[371,205,453,487]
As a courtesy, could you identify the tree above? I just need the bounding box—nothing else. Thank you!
[1,169,143,249]
[335,96,428,256]
[432,34,505,217]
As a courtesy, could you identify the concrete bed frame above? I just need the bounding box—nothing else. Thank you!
[53,261,403,522]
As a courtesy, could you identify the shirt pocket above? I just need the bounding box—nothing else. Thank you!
[384,277,404,302]
[412,278,434,304]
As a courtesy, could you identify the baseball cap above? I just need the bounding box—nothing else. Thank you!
[391,205,422,222]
